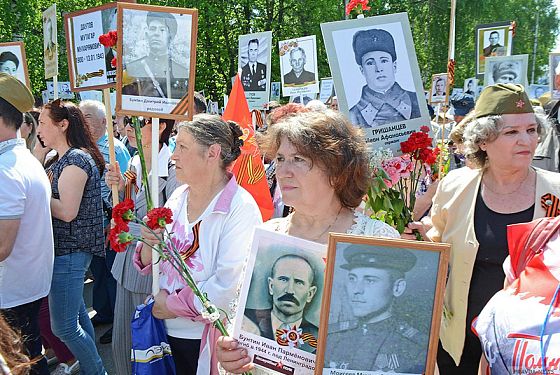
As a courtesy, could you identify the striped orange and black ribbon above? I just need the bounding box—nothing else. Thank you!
[171,93,190,116]
[252,109,264,129]
[180,221,201,261]
[541,193,560,217]
[235,154,265,185]
[275,328,317,349]
[447,59,456,87]
[123,170,139,201]
[46,169,54,185]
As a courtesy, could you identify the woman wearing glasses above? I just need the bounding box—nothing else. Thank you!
[36,99,107,375]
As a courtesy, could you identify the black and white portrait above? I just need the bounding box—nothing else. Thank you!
[233,229,326,374]
[117,3,198,119]
[484,55,528,87]
[319,78,334,103]
[270,81,280,102]
[475,22,513,76]
[529,84,547,100]
[430,73,448,104]
[0,42,29,87]
[316,236,450,375]
[238,31,272,110]
[550,53,560,100]
[290,94,316,105]
[279,35,319,97]
[43,4,58,79]
[451,88,463,101]
[322,13,429,154]
[464,77,478,97]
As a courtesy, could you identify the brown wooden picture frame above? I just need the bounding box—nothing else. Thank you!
[64,2,117,92]
[116,3,198,121]
[0,42,31,88]
[315,234,450,375]
[475,21,514,77]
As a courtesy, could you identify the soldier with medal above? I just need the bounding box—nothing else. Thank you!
[349,29,420,128]
[240,39,267,92]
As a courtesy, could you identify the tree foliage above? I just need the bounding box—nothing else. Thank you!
[2,0,558,101]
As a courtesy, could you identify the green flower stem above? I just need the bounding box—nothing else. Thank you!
[132,117,153,210]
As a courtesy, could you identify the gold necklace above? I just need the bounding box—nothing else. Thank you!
[482,170,531,195]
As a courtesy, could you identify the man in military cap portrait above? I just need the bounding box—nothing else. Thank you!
[243,254,319,354]
[324,245,427,373]
[349,28,421,128]
[491,61,521,84]
[283,47,316,86]
[241,39,267,92]
[122,11,189,99]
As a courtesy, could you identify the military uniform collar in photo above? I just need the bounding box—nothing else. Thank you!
[0,73,33,113]
[341,245,417,272]
[474,83,533,118]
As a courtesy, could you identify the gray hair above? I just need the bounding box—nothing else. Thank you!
[79,100,106,121]
[176,114,243,170]
[290,47,306,60]
[461,113,549,168]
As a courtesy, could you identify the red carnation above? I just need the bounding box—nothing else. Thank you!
[112,199,135,223]
[420,125,430,133]
[108,30,117,46]
[146,207,173,230]
[111,57,117,68]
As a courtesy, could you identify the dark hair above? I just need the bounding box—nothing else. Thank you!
[177,114,243,169]
[248,38,259,48]
[142,118,175,146]
[490,31,500,37]
[260,110,369,209]
[271,254,315,285]
[43,100,105,174]
[0,97,22,130]
[193,92,207,114]
[0,51,19,69]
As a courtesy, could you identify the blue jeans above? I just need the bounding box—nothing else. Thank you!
[49,252,107,375]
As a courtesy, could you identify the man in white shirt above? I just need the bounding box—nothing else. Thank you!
[0,73,53,375]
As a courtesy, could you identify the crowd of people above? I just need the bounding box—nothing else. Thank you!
[1,61,560,375]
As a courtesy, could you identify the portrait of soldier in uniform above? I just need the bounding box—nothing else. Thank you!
[283,47,316,86]
[243,254,319,354]
[492,61,520,84]
[483,31,506,57]
[324,245,427,373]
[349,28,420,128]
[240,39,267,92]
[433,77,445,97]
[43,16,57,65]
[464,78,477,97]
[122,11,188,99]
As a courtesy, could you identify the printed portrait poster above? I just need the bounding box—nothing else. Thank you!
[233,228,327,375]
[319,78,335,103]
[450,88,463,101]
[117,3,198,121]
[270,82,281,102]
[429,73,448,105]
[46,81,75,100]
[238,31,272,111]
[321,12,430,155]
[483,54,528,88]
[64,3,118,91]
[43,3,58,79]
[464,77,478,98]
[279,35,319,97]
[0,42,30,88]
[290,94,317,105]
[529,84,547,100]
[475,22,514,76]
[550,53,560,100]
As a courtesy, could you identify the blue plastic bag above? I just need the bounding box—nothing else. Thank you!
[131,297,176,375]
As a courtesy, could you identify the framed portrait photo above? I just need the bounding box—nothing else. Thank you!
[475,21,514,76]
[116,3,198,120]
[315,234,450,375]
[279,35,320,98]
[232,228,327,375]
[321,12,430,155]
[529,84,547,100]
[0,42,30,88]
[64,3,118,91]
[464,77,478,98]
[239,31,272,111]
[429,73,448,105]
[43,3,58,79]
[270,81,281,102]
[483,54,528,88]
[550,53,560,100]
[319,78,335,103]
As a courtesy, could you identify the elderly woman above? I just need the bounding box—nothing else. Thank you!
[404,84,560,374]
[104,117,177,375]
[134,115,262,374]
[36,99,107,375]
[216,109,399,374]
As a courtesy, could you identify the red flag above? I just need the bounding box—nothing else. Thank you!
[223,74,273,221]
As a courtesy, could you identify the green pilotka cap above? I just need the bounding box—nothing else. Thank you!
[474,83,533,118]
[0,73,34,113]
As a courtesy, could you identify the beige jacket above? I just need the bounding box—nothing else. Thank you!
[427,166,560,364]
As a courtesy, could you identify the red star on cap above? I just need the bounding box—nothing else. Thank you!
[516,100,525,108]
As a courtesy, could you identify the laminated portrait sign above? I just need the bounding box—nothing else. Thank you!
[116,3,198,120]
[0,42,31,88]
[429,73,448,105]
[483,54,528,88]
[315,234,450,375]
[64,3,118,91]
[319,78,334,103]
[321,13,431,155]
[46,81,75,100]
[528,84,547,100]
[279,35,320,98]
[550,53,560,100]
[463,77,478,98]
[270,82,281,102]
[238,31,272,111]
[289,94,317,105]
[233,228,327,375]
[43,3,58,79]
[475,21,514,77]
